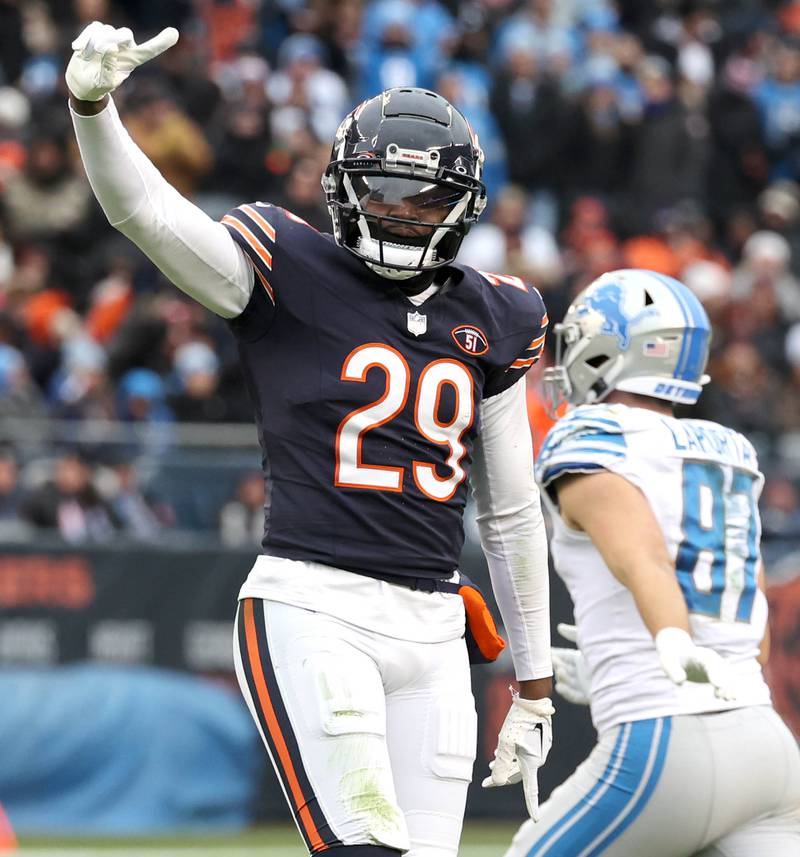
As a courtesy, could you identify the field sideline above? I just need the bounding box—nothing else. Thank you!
[17,822,519,856]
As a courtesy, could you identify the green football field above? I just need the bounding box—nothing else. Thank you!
[16,822,518,856]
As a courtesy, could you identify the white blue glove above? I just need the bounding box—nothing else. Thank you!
[66,21,178,102]
[551,622,591,706]
[482,690,554,821]
[655,627,737,700]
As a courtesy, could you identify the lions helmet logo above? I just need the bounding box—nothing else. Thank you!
[452,325,489,356]
[580,279,658,349]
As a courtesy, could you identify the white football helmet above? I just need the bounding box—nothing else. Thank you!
[544,269,712,412]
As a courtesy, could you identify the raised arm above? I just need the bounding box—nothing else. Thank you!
[67,23,253,318]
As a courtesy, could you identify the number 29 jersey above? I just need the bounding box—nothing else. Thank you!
[221,203,547,580]
[536,403,772,734]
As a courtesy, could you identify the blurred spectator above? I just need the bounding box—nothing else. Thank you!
[494,0,580,73]
[732,230,800,323]
[272,156,329,231]
[758,180,800,276]
[49,337,115,421]
[167,341,229,423]
[0,343,47,420]
[490,45,565,217]
[754,39,800,181]
[707,56,768,227]
[359,0,455,99]
[117,368,173,425]
[19,450,119,542]
[561,68,634,204]
[206,99,274,203]
[458,184,562,285]
[696,342,783,445]
[105,458,175,539]
[219,470,265,547]
[124,91,214,198]
[627,55,710,232]
[1,130,91,242]
[269,34,348,144]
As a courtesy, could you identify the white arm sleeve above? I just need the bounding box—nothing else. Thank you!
[472,379,552,681]
[70,97,253,318]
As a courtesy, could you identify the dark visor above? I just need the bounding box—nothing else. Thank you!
[349,174,466,211]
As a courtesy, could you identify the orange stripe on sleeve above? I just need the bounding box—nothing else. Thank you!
[526,334,547,351]
[510,356,540,370]
[243,600,326,852]
[222,215,273,270]
[253,267,276,305]
[240,205,277,242]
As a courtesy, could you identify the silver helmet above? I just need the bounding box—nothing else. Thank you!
[543,269,712,413]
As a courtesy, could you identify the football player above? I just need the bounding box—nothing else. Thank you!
[66,24,554,856]
[503,269,800,857]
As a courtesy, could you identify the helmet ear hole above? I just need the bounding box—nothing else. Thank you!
[585,354,610,369]
[643,289,655,306]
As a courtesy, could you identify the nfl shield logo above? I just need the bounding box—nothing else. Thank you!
[407,311,427,337]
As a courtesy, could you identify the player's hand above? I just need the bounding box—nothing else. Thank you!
[482,690,554,821]
[552,622,590,706]
[66,21,179,102]
[655,627,737,701]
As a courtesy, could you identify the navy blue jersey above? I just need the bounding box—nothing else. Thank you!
[221,203,547,579]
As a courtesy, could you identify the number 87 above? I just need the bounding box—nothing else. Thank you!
[676,460,761,623]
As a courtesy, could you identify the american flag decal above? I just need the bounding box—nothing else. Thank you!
[644,339,670,358]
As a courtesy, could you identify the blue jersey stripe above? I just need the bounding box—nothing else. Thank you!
[541,426,626,456]
[540,461,607,484]
[530,719,668,857]
[526,724,631,857]
[547,445,625,459]
[585,718,672,856]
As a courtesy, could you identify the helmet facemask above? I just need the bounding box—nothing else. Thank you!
[322,89,487,280]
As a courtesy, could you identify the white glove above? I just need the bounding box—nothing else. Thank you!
[66,21,179,102]
[482,690,554,821]
[551,623,590,706]
[655,627,737,701]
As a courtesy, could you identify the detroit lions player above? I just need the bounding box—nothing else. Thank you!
[66,23,554,857]
[504,269,800,857]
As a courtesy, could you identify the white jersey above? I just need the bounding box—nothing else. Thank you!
[536,403,772,734]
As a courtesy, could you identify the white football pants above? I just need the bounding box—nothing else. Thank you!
[234,597,476,855]
[504,706,800,857]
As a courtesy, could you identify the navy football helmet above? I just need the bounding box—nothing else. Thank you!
[322,88,487,280]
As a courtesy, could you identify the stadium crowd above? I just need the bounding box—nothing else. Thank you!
[1,0,800,546]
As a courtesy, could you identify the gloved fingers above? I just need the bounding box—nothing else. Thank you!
[71,21,106,51]
[127,27,179,65]
[483,738,523,787]
[658,654,687,685]
[518,752,542,821]
[699,653,738,700]
[79,23,125,59]
[481,764,522,788]
[551,647,579,674]
[556,622,578,643]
